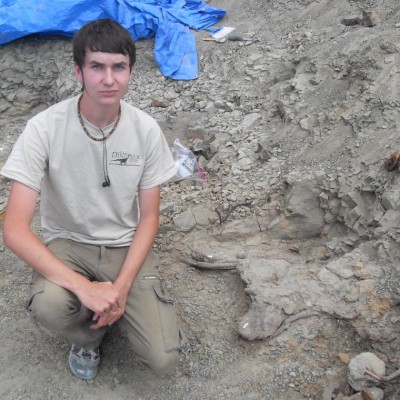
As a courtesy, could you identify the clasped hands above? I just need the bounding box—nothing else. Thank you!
[78,280,127,330]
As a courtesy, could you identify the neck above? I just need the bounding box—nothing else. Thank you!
[78,94,120,129]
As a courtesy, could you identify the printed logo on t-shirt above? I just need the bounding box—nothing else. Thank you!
[110,151,141,166]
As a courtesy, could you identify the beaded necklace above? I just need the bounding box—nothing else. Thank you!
[77,94,121,142]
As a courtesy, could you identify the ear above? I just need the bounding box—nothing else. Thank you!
[75,64,83,84]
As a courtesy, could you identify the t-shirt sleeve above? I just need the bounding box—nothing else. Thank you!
[1,120,49,192]
[138,123,178,189]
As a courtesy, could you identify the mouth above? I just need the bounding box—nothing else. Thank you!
[100,90,118,96]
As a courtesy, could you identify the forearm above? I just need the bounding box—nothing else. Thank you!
[5,224,120,319]
[3,181,92,296]
[88,217,159,330]
[113,186,161,294]
[4,225,90,294]
[114,215,159,294]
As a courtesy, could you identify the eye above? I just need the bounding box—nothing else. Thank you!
[114,63,128,71]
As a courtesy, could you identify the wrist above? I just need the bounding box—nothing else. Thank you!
[114,278,133,296]
[68,273,92,296]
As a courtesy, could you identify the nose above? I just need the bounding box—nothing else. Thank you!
[103,68,114,85]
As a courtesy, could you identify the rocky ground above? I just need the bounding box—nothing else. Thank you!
[1,0,400,399]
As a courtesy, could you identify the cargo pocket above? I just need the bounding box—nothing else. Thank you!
[24,271,46,311]
[153,281,185,352]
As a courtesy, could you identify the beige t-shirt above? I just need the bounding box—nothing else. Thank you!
[1,96,177,246]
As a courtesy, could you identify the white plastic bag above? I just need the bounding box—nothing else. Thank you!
[170,139,207,181]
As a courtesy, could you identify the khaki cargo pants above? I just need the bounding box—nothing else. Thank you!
[26,239,184,375]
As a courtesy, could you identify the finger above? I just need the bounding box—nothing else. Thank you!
[98,306,112,316]
[107,314,118,326]
[109,312,123,326]
[90,320,103,330]
[110,304,118,312]
[91,315,111,329]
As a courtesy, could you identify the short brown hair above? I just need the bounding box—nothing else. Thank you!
[73,19,136,70]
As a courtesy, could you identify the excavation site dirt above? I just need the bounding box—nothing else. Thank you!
[1,1,400,399]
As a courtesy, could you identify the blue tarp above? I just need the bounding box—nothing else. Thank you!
[0,0,226,80]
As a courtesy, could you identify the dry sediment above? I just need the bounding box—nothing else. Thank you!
[1,1,400,399]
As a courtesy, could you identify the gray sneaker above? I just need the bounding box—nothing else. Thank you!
[68,345,100,380]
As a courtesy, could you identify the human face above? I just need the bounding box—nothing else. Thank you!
[75,51,132,108]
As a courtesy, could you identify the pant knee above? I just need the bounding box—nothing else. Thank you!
[146,349,180,376]
[29,286,82,331]
[31,296,71,330]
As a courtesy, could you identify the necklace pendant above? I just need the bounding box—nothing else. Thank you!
[77,95,121,142]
